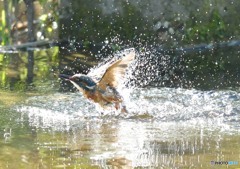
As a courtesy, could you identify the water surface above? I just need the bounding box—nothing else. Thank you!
[1,87,239,168]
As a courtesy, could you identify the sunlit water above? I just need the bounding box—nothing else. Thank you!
[1,48,240,168]
[13,87,240,168]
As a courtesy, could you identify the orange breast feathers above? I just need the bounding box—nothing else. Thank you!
[82,88,123,107]
[82,90,108,106]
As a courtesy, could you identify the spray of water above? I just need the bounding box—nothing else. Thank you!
[12,47,240,169]
[14,48,240,133]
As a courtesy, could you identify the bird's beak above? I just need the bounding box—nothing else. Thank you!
[59,74,72,81]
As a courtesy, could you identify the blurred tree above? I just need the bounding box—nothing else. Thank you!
[23,0,35,85]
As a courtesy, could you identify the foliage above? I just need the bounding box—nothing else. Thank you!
[0,0,59,91]
[0,10,9,45]
[0,54,7,88]
[184,9,226,43]
[0,47,59,91]
[61,0,155,46]
[0,0,240,91]
[37,0,59,40]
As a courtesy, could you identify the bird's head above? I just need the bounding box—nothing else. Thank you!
[59,74,96,91]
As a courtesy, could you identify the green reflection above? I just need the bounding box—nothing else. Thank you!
[0,47,59,91]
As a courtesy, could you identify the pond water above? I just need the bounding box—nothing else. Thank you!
[0,47,240,169]
[1,87,240,169]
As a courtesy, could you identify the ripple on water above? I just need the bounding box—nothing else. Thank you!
[15,87,240,132]
[13,87,240,168]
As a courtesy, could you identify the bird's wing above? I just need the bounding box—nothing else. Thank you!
[87,57,116,83]
[97,49,135,90]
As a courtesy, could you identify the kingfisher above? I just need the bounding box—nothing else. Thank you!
[59,49,135,113]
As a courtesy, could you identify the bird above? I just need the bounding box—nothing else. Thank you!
[59,48,136,113]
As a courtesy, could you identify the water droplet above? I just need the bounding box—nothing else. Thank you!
[52,21,58,29]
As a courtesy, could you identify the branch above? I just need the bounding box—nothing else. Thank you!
[0,40,57,53]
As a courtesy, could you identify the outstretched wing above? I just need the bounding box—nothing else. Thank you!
[97,49,135,90]
[87,57,116,83]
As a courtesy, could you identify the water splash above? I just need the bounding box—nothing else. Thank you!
[14,73,240,168]
[126,46,184,87]
[128,88,240,121]
[15,48,240,133]
[15,87,240,132]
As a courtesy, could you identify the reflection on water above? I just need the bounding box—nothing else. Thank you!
[4,87,237,168]
[0,46,240,168]
[0,47,59,91]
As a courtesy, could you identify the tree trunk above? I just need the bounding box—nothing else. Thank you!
[3,0,10,45]
[3,0,10,33]
[24,0,36,85]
